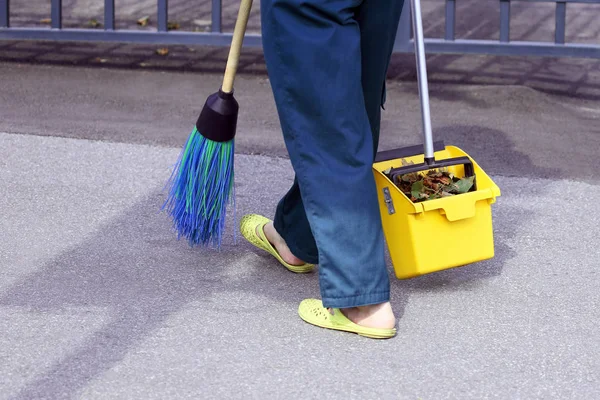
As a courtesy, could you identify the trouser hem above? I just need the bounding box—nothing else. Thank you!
[321,291,390,309]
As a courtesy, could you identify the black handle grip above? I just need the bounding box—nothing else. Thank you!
[387,155,477,192]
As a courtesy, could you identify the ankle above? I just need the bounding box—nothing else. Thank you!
[341,302,396,330]
[261,222,306,266]
[357,302,392,315]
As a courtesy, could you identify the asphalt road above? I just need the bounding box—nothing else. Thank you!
[1,62,600,183]
[1,61,599,399]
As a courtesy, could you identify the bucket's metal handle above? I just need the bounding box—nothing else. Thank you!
[411,0,435,164]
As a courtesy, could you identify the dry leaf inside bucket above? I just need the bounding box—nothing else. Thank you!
[384,167,475,203]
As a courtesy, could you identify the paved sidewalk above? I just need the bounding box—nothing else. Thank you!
[1,131,598,399]
[1,60,599,399]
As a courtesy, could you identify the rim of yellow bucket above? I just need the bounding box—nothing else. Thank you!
[373,145,501,218]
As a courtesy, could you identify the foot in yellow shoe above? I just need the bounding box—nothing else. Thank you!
[263,221,306,266]
[298,299,397,339]
[240,214,315,274]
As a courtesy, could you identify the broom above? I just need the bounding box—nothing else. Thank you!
[163,0,253,248]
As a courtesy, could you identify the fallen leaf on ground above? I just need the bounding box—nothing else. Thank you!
[87,18,101,28]
[137,16,150,26]
[167,21,180,30]
[155,48,169,56]
[40,18,51,24]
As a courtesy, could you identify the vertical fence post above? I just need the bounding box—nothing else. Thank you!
[499,0,510,43]
[555,2,566,44]
[0,0,8,28]
[211,0,222,32]
[51,0,62,29]
[158,0,168,32]
[445,0,456,40]
[104,0,115,30]
[394,0,412,52]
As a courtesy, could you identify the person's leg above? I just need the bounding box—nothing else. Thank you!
[271,176,318,265]
[266,0,406,272]
[337,0,406,328]
[260,0,390,313]
[357,0,406,158]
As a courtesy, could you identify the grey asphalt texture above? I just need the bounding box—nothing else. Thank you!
[1,59,600,399]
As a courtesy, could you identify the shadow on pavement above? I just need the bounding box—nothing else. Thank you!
[431,124,563,179]
[0,189,311,399]
[389,53,600,101]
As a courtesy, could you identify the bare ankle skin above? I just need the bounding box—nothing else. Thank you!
[258,222,306,266]
[336,302,396,330]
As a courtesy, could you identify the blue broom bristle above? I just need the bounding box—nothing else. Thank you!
[163,127,235,248]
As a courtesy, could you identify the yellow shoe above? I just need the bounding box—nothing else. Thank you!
[298,299,396,339]
[239,214,315,274]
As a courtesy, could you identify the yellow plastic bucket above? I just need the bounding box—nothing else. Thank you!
[373,145,501,280]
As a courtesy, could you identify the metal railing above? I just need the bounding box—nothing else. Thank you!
[1,0,599,58]
[0,0,262,47]
[393,0,600,58]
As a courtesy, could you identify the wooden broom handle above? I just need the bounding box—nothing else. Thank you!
[221,0,253,93]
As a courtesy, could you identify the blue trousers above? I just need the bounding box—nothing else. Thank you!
[261,0,405,308]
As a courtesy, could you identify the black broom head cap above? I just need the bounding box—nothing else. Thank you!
[196,89,239,143]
